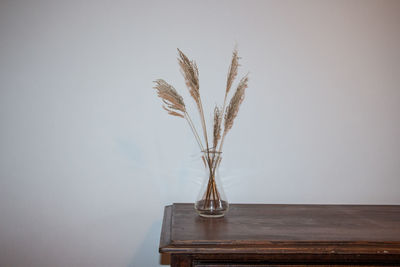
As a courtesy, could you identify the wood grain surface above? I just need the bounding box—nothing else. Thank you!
[160,203,400,254]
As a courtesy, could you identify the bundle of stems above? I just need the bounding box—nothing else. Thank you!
[153,48,248,208]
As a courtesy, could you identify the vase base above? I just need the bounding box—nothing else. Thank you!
[197,213,225,218]
[194,200,229,218]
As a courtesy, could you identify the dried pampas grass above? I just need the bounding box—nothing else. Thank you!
[152,47,249,208]
[213,106,222,150]
[153,48,248,153]
[219,75,248,151]
[177,48,200,103]
[177,48,210,155]
[224,75,248,136]
[226,48,240,95]
[153,79,186,118]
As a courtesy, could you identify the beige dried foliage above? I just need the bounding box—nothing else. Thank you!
[153,79,186,118]
[152,47,249,210]
[223,75,248,135]
[212,106,222,149]
[177,48,200,104]
[226,49,240,94]
[177,48,210,153]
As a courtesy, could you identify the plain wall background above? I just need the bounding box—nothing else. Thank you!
[1,0,399,266]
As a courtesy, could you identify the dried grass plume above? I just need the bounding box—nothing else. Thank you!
[177,48,210,153]
[213,106,222,149]
[153,79,186,118]
[152,47,250,213]
[153,47,249,155]
[223,75,248,136]
[177,48,200,104]
[226,49,240,95]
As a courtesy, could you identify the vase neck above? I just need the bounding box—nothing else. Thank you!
[201,150,222,170]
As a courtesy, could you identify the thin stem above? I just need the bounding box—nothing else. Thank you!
[211,90,229,170]
[204,160,216,209]
[196,97,212,169]
[216,94,228,154]
[211,156,221,201]
[211,181,217,202]
[218,132,227,154]
[184,112,204,151]
[205,179,213,207]
[202,151,223,209]
[198,99,210,151]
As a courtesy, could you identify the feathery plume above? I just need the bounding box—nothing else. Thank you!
[153,79,186,118]
[223,75,248,135]
[177,48,200,105]
[212,106,222,150]
[226,49,240,95]
[152,47,250,215]
[177,48,210,154]
[216,48,240,152]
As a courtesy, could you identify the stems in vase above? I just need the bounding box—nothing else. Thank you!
[152,47,249,217]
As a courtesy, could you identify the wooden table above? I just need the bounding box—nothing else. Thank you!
[159,203,400,266]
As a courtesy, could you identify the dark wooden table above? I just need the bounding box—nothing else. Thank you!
[159,203,400,266]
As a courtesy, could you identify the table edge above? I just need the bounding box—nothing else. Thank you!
[159,203,400,255]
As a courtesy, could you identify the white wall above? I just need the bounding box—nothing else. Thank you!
[1,0,399,266]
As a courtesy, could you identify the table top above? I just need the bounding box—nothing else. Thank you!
[159,203,400,255]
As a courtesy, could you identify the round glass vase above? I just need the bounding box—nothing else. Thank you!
[194,150,228,218]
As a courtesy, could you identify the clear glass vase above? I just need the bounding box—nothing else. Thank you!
[194,150,229,218]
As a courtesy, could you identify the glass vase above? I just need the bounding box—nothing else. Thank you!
[194,150,229,218]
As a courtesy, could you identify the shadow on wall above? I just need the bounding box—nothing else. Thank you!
[128,219,170,267]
